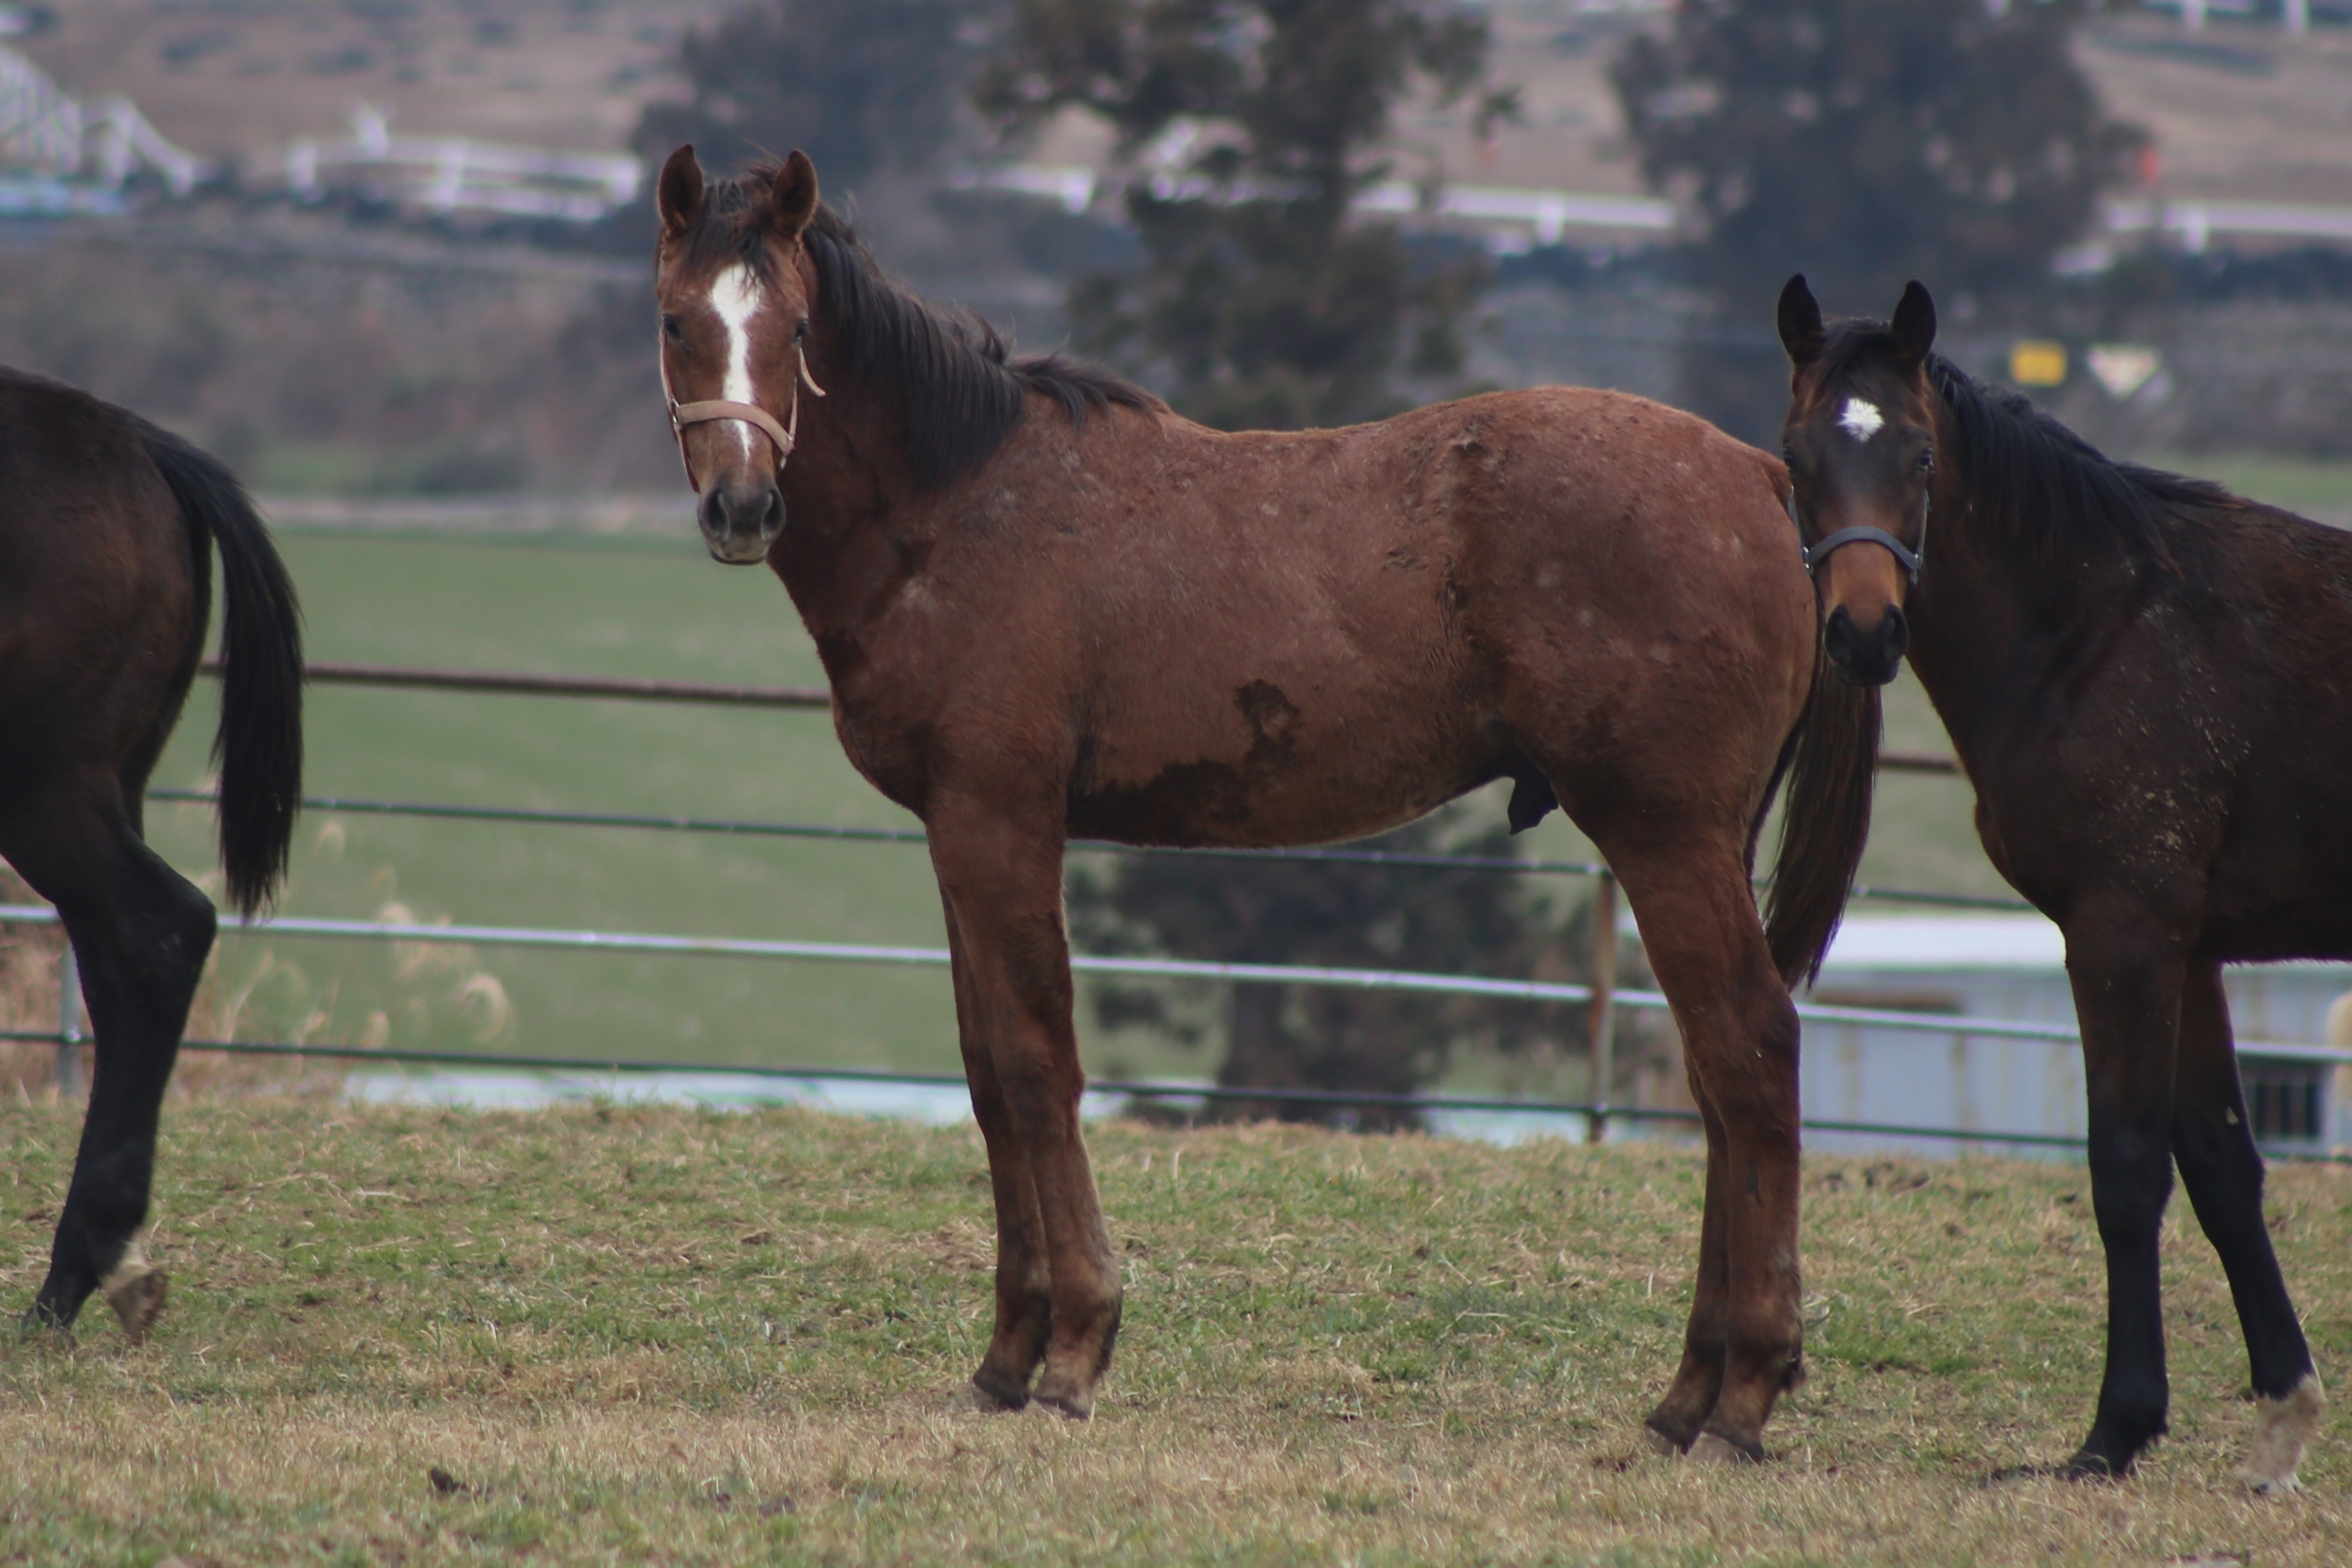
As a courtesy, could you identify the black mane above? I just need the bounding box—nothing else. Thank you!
[681,165,1163,489]
[1817,322,2245,572]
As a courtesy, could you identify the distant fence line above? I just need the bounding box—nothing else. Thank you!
[194,657,1966,776]
[60,652,2238,1155]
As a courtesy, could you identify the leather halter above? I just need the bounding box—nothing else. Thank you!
[1792,491,1928,584]
[666,342,827,494]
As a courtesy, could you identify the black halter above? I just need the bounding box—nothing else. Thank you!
[1791,492,1927,584]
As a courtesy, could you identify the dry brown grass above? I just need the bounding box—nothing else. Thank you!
[3,1101,2351,1565]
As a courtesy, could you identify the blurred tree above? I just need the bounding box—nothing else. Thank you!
[978,0,1515,429]
[1611,0,2141,441]
[1069,810,1649,1130]
[1613,0,2142,312]
[631,0,991,197]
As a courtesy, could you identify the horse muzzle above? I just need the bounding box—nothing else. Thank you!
[698,479,783,565]
[1823,602,1907,687]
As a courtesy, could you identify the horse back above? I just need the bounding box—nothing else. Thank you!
[842,386,1812,849]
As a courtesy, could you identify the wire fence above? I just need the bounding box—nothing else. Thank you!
[6,658,2334,1158]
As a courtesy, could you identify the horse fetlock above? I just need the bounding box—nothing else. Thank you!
[100,1243,167,1344]
[2242,1370,2324,1495]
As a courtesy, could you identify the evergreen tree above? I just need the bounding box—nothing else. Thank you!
[632,0,990,197]
[1070,812,1640,1129]
[1613,0,2141,312]
[979,0,1513,429]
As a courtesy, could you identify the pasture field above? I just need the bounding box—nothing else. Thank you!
[126,527,2006,1082]
[5,1098,2352,1565]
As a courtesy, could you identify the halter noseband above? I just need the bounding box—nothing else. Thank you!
[666,342,827,494]
[1791,491,1928,584]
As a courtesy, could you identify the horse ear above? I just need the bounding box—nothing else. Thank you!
[1889,280,1937,364]
[769,149,820,241]
[657,145,704,240]
[1777,274,1824,366]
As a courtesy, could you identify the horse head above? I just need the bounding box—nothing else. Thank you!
[1777,274,1939,687]
[654,145,825,565]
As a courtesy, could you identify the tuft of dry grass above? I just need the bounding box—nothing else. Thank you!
[3,1099,2351,1565]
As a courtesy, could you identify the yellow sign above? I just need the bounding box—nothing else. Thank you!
[2010,340,2068,387]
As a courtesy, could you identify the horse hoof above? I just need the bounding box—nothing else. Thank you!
[1640,1424,1687,1457]
[967,1373,1030,1413]
[1689,1430,1764,1466]
[1031,1383,1094,1421]
[102,1258,167,1345]
[2243,1371,2324,1495]
[2055,1450,2125,1483]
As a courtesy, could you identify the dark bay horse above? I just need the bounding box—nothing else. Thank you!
[6,369,303,1342]
[653,146,1881,1459]
[1776,276,2341,1490]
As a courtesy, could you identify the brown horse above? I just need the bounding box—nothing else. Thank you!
[1776,275,2341,1489]
[6,368,303,1341]
[653,146,1879,1459]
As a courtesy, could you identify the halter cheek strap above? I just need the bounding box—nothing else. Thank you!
[666,344,827,494]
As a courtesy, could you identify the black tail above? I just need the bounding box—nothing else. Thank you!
[1760,656,1880,989]
[143,426,304,917]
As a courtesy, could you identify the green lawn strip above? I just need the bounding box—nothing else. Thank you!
[4,1101,2350,1564]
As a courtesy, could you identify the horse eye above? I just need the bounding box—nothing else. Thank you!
[661,314,683,344]
[1917,447,1936,473]
[793,319,811,342]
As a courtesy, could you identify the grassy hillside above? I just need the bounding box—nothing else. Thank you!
[126,527,2003,1078]
[4,1101,2350,1565]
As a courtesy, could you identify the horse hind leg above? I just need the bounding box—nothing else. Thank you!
[9,780,215,1341]
[1643,1087,1733,1454]
[1601,830,1805,1462]
[2171,960,2323,1493]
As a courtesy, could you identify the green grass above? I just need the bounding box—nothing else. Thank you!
[124,526,2004,1079]
[2130,452,2352,523]
[5,1101,2351,1564]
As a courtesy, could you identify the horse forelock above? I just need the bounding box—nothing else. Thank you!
[678,165,1164,491]
[1807,322,2230,575]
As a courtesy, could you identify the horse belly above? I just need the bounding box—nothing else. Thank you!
[1065,665,1501,849]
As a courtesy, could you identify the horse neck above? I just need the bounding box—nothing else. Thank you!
[1899,409,2136,763]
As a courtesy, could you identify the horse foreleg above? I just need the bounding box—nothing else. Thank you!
[1642,1081,1731,1454]
[2171,959,2321,1492]
[929,802,1121,1419]
[2061,918,2187,1479]
[1612,841,1804,1462]
[941,891,1054,1409]
[6,785,214,1340]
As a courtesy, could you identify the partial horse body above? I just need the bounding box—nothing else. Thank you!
[5,369,304,1341]
[654,147,1878,1457]
[1777,275,2342,1489]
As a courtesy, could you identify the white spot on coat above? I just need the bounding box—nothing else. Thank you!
[1839,398,1884,441]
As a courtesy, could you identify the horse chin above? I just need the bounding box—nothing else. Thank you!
[704,526,778,566]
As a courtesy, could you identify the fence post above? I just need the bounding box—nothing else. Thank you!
[58,943,84,1099]
[1586,869,1617,1144]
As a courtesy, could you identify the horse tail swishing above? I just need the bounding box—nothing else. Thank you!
[1760,659,1880,989]
[140,425,305,915]
[4,371,303,1343]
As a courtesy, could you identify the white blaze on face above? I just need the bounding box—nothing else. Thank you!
[1838,397,1885,442]
[709,263,765,463]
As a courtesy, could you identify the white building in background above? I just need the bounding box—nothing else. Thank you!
[0,45,204,213]
[1804,914,2352,1159]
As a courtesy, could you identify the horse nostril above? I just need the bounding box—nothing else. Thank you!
[1882,604,1910,664]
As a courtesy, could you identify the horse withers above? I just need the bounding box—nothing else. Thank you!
[653,143,1881,1459]
[1776,275,2341,1490]
[6,369,303,1343]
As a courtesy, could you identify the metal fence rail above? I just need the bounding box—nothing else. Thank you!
[142,788,2036,912]
[6,654,2300,1156]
